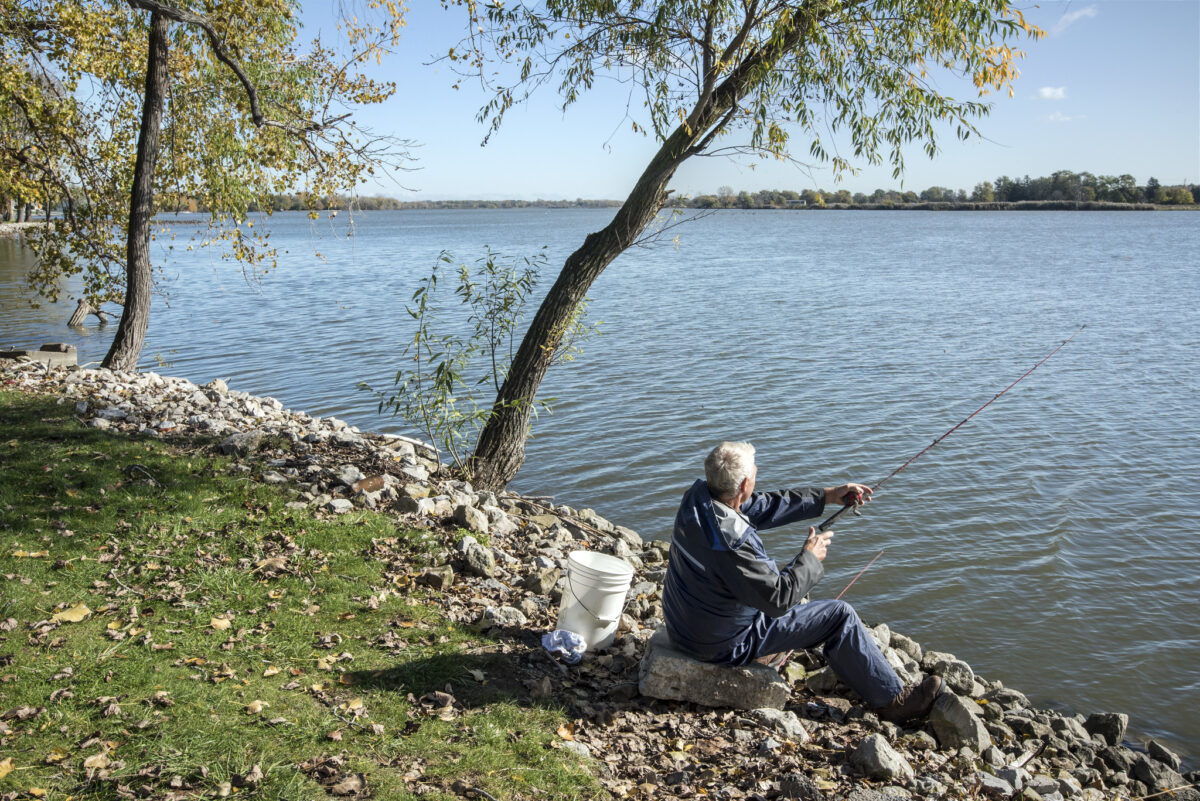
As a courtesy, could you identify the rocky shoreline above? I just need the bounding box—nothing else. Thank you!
[2,358,1196,801]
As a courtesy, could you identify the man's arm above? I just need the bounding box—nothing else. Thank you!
[739,487,826,530]
[710,540,825,618]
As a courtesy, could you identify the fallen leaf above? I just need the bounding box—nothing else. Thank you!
[557,722,575,741]
[28,788,47,798]
[262,666,281,677]
[43,748,69,765]
[210,618,231,631]
[327,729,343,742]
[246,700,269,715]
[0,757,13,779]
[466,668,485,682]
[52,604,92,623]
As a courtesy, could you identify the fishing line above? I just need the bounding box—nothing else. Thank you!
[818,326,1086,596]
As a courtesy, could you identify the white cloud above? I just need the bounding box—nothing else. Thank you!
[1047,111,1077,123]
[1053,5,1099,35]
[1037,86,1068,101]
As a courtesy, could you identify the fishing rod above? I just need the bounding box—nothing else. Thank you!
[816,324,1086,534]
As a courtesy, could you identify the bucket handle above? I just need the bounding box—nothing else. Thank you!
[566,569,624,625]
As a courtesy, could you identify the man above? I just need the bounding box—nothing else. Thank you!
[662,441,941,723]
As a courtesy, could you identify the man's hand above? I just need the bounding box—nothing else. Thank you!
[804,526,833,561]
[825,482,872,507]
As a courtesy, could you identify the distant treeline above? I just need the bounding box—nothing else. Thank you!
[682,171,1197,209]
[267,195,621,211]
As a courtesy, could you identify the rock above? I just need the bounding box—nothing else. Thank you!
[1131,753,1188,792]
[325,498,353,514]
[87,417,110,430]
[851,733,914,782]
[805,666,840,693]
[397,496,436,516]
[1147,739,1182,770]
[560,740,590,759]
[975,771,1015,799]
[985,687,1031,711]
[220,430,263,456]
[453,504,490,535]
[749,708,810,742]
[998,767,1026,790]
[638,629,791,710]
[417,566,455,591]
[334,464,365,486]
[478,606,527,630]
[889,631,923,663]
[930,692,992,752]
[262,471,288,485]
[778,772,825,801]
[613,526,643,550]
[929,656,976,695]
[870,623,891,649]
[523,567,560,595]
[464,543,496,579]
[1083,713,1128,747]
[205,378,229,395]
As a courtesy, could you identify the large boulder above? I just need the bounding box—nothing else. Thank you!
[1084,712,1129,747]
[639,630,791,710]
[851,733,914,782]
[930,692,992,752]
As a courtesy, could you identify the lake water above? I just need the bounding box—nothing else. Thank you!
[3,209,1198,762]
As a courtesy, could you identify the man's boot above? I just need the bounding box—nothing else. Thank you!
[873,675,942,723]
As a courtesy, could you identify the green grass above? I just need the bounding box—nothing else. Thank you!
[0,390,600,800]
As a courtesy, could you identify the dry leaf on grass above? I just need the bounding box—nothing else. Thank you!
[52,603,91,623]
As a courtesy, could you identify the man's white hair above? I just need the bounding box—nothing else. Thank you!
[705,441,756,501]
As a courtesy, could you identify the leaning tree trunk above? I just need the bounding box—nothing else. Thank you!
[102,11,169,372]
[468,14,816,492]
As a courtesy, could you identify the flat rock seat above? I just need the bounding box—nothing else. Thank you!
[638,629,791,710]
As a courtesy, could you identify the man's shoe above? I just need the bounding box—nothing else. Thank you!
[873,675,942,724]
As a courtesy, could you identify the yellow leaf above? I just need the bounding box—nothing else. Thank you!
[246,700,268,714]
[262,666,280,677]
[557,723,575,741]
[107,621,122,630]
[44,748,69,765]
[29,789,47,798]
[210,618,232,631]
[0,757,13,778]
[52,604,92,623]
[83,753,110,770]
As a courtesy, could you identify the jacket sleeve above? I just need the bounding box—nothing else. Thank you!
[710,543,825,618]
[739,487,827,531]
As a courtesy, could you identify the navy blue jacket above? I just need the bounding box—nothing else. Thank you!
[662,479,827,665]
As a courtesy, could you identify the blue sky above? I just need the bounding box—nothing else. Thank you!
[305,1,1200,200]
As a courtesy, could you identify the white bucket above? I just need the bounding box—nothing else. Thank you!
[556,550,635,651]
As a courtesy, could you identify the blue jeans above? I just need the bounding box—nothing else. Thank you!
[741,599,903,708]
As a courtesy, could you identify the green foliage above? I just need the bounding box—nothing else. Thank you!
[450,0,1043,178]
[0,0,410,307]
[366,247,583,474]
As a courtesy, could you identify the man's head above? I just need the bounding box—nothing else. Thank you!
[705,441,757,504]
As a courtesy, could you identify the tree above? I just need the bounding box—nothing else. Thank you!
[1144,176,1161,203]
[1,0,409,370]
[450,0,1043,490]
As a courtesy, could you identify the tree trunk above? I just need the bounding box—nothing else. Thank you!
[102,11,169,372]
[469,123,703,490]
[468,14,816,491]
